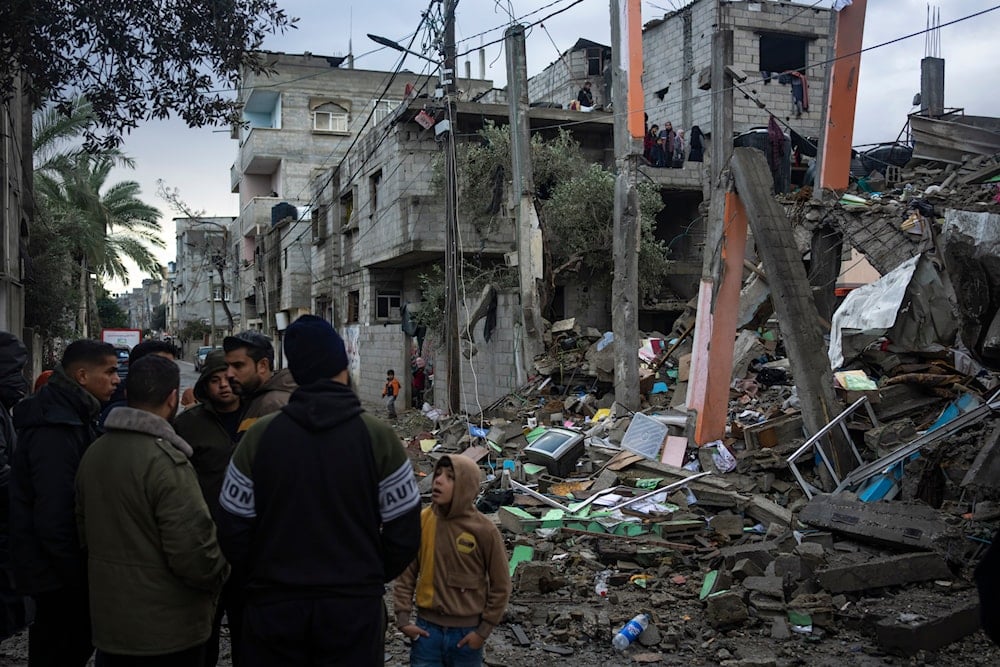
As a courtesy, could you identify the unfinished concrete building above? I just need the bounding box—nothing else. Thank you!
[527,38,612,109]
[230,52,418,341]
[313,102,616,409]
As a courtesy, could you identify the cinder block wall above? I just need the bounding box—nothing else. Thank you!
[642,0,830,139]
[429,291,521,415]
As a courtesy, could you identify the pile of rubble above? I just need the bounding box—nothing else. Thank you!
[390,342,1000,664]
[381,142,1000,665]
[390,201,1000,665]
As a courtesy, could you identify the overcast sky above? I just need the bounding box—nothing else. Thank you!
[108,0,1000,291]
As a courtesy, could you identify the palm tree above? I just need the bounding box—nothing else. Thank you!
[32,99,164,337]
[34,152,164,335]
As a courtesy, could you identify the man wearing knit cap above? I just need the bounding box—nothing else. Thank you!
[218,315,420,665]
[174,349,244,666]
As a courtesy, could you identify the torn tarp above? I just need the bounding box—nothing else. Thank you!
[829,253,958,368]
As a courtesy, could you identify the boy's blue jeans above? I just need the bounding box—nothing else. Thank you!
[410,618,483,667]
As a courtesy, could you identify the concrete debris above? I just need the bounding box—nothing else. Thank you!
[384,158,1000,666]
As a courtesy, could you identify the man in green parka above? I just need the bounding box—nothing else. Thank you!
[174,349,243,666]
[76,354,229,665]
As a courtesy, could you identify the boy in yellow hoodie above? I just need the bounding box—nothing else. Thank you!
[393,455,511,666]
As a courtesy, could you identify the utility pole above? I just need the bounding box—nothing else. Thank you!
[505,24,545,384]
[442,0,462,414]
[208,273,217,347]
[610,0,644,412]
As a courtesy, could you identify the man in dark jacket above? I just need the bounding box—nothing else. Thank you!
[98,339,178,430]
[77,355,229,665]
[174,349,243,666]
[0,331,29,641]
[218,315,420,665]
[10,339,120,666]
[223,331,295,437]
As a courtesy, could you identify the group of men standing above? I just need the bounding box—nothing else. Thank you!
[2,316,422,666]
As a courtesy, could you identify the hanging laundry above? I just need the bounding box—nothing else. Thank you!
[786,70,809,116]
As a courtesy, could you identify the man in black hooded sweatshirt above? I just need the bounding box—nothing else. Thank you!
[218,315,420,665]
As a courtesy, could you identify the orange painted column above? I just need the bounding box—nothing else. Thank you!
[818,0,867,191]
[687,193,749,445]
[626,0,645,140]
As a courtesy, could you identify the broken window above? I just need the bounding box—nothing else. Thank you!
[758,32,807,73]
[369,170,382,218]
[376,290,402,321]
[347,290,360,323]
[586,48,604,76]
[341,189,356,231]
[315,296,332,322]
[311,204,328,243]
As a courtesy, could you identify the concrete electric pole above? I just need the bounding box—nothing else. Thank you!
[504,24,546,384]
[610,0,645,412]
[443,0,462,414]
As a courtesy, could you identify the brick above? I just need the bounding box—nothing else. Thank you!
[816,553,952,593]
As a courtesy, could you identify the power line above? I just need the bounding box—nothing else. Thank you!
[456,0,588,58]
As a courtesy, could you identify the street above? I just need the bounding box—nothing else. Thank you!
[177,359,200,394]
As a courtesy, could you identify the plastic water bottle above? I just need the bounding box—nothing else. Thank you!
[594,569,611,597]
[612,613,650,651]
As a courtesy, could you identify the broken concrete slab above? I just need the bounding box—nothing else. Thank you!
[815,552,952,593]
[706,591,749,628]
[875,593,980,655]
[720,541,779,570]
[514,561,566,594]
[798,494,958,552]
[772,554,804,581]
[962,426,1000,489]
[743,413,804,450]
[710,513,745,538]
[743,495,794,530]
[732,558,764,581]
[743,575,784,599]
[770,616,792,640]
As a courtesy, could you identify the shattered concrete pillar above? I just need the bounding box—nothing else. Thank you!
[730,147,854,480]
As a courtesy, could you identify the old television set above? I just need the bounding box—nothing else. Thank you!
[523,427,585,477]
